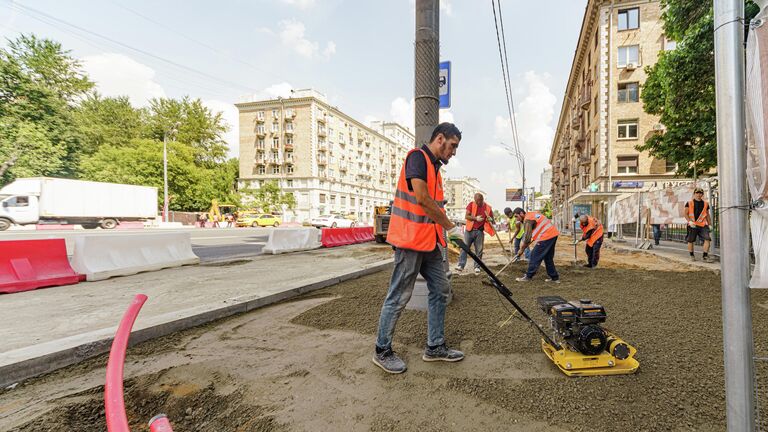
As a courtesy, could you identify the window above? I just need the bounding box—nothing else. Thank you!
[257,138,265,148]
[617,45,639,67]
[286,123,294,131]
[617,120,639,139]
[618,82,640,103]
[272,122,279,132]
[4,196,29,207]
[287,165,294,174]
[664,36,677,51]
[286,152,293,162]
[330,195,336,204]
[286,179,293,187]
[272,137,279,147]
[618,8,639,31]
[272,165,281,174]
[257,166,266,175]
[350,197,356,206]
[617,156,639,174]
[257,125,265,133]
[272,109,279,118]
[319,193,326,204]
[665,160,677,173]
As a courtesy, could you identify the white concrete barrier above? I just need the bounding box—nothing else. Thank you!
[263,227,322,255]
[71,233,199,281]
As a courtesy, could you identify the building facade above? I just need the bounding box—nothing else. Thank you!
[548,0,688,229]
[444,177,486,222]
[540,168,552,199]
[236,89,413,224]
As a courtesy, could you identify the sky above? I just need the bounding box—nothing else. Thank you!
[0,0,586,208]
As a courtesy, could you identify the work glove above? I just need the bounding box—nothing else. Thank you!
[511,254,521,263]
[572,239,582,246]
[687,221,696,228]
[447,226,465,249]
[476,215,485,222]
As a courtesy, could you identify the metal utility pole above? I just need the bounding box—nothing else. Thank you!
[163,122,180,223]
[414,0,439,148]
[713,0,755,430]
[502,143,526,211]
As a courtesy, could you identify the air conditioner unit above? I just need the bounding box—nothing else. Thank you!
[652,123,666,131]
[626,62,637,71]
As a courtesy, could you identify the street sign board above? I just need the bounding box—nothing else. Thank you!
[613,181,644,188]
[439,61,451,108]
[505,188,523,201]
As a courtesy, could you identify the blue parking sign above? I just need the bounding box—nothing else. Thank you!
[439,61,450,108]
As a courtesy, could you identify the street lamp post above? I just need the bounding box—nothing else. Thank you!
[501,143,526,210]
[163,122,180,223]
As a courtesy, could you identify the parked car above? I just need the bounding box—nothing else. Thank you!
[310,214,356,228]
[237,213,281,227]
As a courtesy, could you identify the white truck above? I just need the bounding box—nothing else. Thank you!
[0,177,158,231]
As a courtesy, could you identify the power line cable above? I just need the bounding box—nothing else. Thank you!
[5,1,257,93]
[496,0,523,160]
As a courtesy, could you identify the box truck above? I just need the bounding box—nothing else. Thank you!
[0,177,158,230]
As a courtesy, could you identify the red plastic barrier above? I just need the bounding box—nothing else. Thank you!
[36,224,74,230]
[322,227,375,247]
[0,239,81,294]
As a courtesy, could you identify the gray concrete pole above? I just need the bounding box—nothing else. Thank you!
[163,134,169,223]
[414,0,439,148]
[713,0,756,430]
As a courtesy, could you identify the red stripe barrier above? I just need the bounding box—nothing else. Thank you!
[0,239,81,294]
[321,227,376,247]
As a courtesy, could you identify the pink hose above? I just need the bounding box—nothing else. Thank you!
[104,294,147,432]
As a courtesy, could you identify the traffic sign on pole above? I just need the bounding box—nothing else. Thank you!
[439,61,451,108]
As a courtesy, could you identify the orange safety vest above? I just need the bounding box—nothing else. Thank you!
[466,202,496,236]
[580,216,604,247]
[524,211,559,242]
[387,148,447,251]
[687,200,710,227]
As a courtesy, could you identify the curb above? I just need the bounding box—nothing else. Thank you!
[604,242,720,273]
[0,258,394,388]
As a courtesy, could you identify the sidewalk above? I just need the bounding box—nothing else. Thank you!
[0,243,393,387]
[604,237,720,272]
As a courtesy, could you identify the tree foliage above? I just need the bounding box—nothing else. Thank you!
[639,0,759,177]
[242,180,296,213]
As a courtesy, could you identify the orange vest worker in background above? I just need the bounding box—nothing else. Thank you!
[456,193,495,275]
[579,215,604,268]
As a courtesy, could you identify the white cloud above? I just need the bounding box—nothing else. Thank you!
[485,144,508,155]
[81,53,165,107]
[280,0,316,9]
[441,1,453,16]
[390,97,415,132]
[439,109,454,124]
[363,115,379,127]
[203,99,239,159]
[278,19,336,60]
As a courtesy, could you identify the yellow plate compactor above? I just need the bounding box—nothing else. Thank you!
[456,239,639,377]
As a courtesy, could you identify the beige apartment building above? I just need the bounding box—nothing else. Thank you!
[549,0,690,229]
[443,177,485,222]
[236,89,413,224]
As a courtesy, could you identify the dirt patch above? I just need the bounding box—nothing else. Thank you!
[2,243,766,432]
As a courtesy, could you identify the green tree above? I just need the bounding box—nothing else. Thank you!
[0,34,93,181]
[639,0,759,177]
[144,97,228,167]
[73,94,144,155]
[243,180,296,213]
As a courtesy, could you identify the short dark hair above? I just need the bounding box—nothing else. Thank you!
[512,207,525,216]
[503,207,513,215]
[430,122,462,142]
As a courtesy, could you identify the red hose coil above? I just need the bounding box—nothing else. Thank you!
[104,294,148,432]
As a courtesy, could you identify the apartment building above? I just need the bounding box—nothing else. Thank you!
[444,177,486,222]
[236,89,413,224]
[549,0,688,227]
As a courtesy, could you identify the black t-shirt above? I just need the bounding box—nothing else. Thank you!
[685,200,705,221]
[405,145,442,191]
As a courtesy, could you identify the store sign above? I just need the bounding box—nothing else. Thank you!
[613,181,644,189]
[505,188,523,201]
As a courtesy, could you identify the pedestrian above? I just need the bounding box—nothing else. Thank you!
[512,207,560,283]
[455,193,495,275]
[225,213,233,228]
[685,187,713,262]
[504,207,530,261]
[212,213,220,228]
[651,223,662,246]
[373,122,465,374]
[198,212,208,228]
[577,214,604,268]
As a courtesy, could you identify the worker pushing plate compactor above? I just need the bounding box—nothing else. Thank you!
[454,239,639,377]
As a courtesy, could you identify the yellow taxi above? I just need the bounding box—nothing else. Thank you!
[237,213,281,228]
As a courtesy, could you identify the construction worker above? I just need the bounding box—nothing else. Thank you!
[504,207,530,260]
[578,214,604,268]
[685,187,712,262]
[456,193,495,275]
[373,123,465,374]
[511,207,560,283]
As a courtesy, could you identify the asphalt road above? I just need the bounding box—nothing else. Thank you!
[0,227,272,262]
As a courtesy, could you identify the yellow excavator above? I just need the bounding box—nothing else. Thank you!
[373,202,392,243]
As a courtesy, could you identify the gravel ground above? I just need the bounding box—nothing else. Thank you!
[2,241,766,431]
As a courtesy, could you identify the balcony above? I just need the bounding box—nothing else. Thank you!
[578,156,591,166]
[317,112,327,123]
[318,141,328,151]
[570,111,581,130]
[317,158,327,166]
[284,129,294,136]
[284,142,294,150]
[255,130,266,138]
[255,114,265,123]
[285,110,296,120]
[575,137,586,151]
[317,128,327,137]
[579,83,592,110]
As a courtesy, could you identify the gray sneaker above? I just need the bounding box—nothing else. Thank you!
[422,344,465,362]
[372,348,407,374]
[545,278,561,284]
[515,276,532,282]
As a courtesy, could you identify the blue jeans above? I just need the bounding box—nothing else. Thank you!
[513,236,531,259]
[457,229,484,269]
[652,224,661,245]
[585,237,603,267]
[376,246,450,349]
[526,236,559,280]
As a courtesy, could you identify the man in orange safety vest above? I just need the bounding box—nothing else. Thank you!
[577,214,604,268]
[456,193,496,275]
[511,207,560,283]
